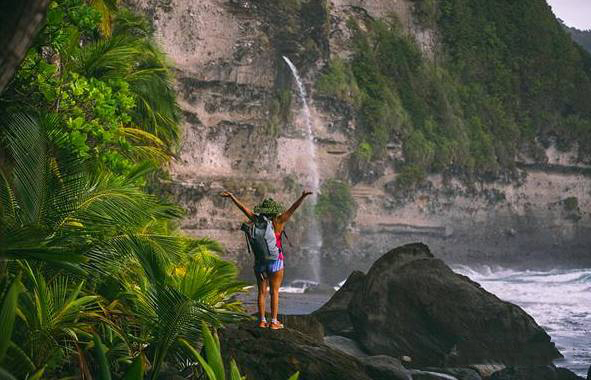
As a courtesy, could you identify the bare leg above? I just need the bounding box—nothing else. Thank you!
[269,269,284,322]
[256,275,269,322]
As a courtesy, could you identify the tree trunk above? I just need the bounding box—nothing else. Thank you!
[0,0,50,94]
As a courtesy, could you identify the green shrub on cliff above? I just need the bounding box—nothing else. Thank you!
[439,0,591,158]
[322,4,591,185]
[316,57,363,106]
[316,179,357,240]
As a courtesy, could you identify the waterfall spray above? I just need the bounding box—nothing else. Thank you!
[282,56,323,283]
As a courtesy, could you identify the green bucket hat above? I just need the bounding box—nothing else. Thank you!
[253,198,285,217]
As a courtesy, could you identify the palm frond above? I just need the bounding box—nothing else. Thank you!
[176,252,247,311]
[89,0,118,37]
[17,267,100,368]
[0,113,48,225]
[64,173,183,232]
[0,167,17,222]
[0,276,24,362]
[112,8,153,38]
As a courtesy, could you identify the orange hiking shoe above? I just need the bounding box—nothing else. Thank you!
[269,320,284,330]
[257,320,268,328]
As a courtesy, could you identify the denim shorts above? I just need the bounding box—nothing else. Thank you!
[254,259,284,278]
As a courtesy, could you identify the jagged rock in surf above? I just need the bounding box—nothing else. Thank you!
[335,243,563,367]
[489,365,584,380]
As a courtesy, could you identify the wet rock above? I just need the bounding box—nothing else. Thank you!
[555,367,586,380]
[280,314,324,343]
[410,369,459,380]
[324,335,367,357]
[467,364,506,378]
[423,367,482,380]
[218,322,373,380]
[587,365,590,380]
[312,270,365,337]
[347,243,562,367]
[489,366,584,380]
[361,355,412,380]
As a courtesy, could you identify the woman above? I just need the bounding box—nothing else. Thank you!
[220,191,312,329]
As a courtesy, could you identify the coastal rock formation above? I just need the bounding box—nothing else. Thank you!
[218,322,374,380]
[312,270,365,336]
[314,243,563,367]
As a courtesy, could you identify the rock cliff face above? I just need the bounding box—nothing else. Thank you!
[128,0,591,279]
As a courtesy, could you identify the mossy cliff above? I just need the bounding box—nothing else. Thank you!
[128,0,591,278]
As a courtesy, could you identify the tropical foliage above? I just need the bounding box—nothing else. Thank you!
[1,0,179,177]
[0,1,247,378]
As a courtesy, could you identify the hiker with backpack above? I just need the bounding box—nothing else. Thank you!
[219,190,312,329]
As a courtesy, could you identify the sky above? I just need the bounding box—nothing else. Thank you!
[546,0,591,30]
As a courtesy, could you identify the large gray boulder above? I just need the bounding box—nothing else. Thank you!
[345,243,562,367]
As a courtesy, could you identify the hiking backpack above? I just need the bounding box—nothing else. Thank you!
[241,214,281,262]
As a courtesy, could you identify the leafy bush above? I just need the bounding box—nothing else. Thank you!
[563,196,579,212]
[2,0,179,178]
[395,164,427,190]
[315,179,357,239]
[410,0,438,26]
[267,87,292,136]
[315,57,363,106]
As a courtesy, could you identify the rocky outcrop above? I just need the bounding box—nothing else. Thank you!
[348,243,562,367]
[312,270,365,336]
[219,322,374,380]
[313,243,563,368]
[278,314,324,343]
[360,355,412,380]
[218,243,582,379]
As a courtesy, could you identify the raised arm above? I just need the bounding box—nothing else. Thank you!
[277,191,312,224]
[220,191,255,219]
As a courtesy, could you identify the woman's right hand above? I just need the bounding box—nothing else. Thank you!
[220,191,232,198]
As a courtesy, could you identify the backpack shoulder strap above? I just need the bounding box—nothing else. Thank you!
[281,229,292,247]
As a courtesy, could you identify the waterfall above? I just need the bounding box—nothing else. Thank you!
[282,56,323,283]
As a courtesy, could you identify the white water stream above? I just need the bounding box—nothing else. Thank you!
[282,56,323,282]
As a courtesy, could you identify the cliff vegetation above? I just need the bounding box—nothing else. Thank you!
[316,0,591,188]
